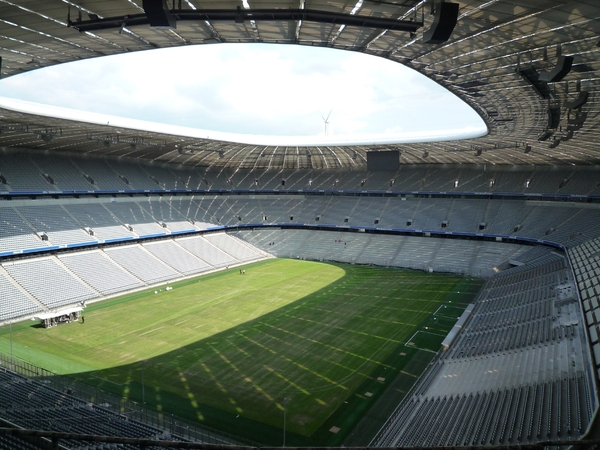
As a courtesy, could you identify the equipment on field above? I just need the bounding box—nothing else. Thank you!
[36,306,84,328]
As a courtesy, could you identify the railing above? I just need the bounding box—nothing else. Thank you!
[1,427,600,450]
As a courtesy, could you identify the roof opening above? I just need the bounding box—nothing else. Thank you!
[0,44,486,146]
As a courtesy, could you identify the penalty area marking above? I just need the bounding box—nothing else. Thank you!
[433,304,463,319]
[405,330,445,354]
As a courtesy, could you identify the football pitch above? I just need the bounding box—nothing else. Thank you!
[0,259,484,446]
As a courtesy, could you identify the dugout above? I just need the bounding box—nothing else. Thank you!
[37,306,84,328]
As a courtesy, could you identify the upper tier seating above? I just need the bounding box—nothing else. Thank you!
[2,151,600,195]
[0,154,55,191]
[0,207,48,253]
[102,202,167,237]
[18,205,96,246]
[62,203,137,241]
[33,154,96,191]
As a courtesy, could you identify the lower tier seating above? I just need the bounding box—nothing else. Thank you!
[371,251,597,446]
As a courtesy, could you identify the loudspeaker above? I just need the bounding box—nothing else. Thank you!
[568,112,587,125]
[143,0,176,29]
[548,139,560,148]
[539,55,574,82]
[565,91,588,110]
[422,2,459,44]
[538,130,552,141]
[547,106,560,129]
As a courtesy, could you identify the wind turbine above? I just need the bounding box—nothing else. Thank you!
[322,110,332,136]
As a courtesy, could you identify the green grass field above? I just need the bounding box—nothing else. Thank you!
[0,259,483,446]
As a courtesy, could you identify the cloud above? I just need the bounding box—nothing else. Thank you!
[0,43,486,143]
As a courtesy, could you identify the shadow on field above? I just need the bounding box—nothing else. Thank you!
[27,264,483,446]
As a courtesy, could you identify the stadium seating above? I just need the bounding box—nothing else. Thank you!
[1,155,600,447]
[204,233,263,262]
[70,158,130,191]
[2,257,99,309]
[239,228,528,277]
[33,154,97,191]
[0,154,56,192]
[0,207,49,253]
[142,240,212,275]
[176,234,237,268]
[0,234,267,322]
[371,252,596,446]
[0,151,599,195]
[568,237,600,376]
[62,203,137,241]
[0,271,43,322]
[59,250,145,295]
[2,195,599,257]
[0,368,181,445]
[1,156,600,256]
[102,202,168,237]
[17,205,97,246]
[142,198,198,232]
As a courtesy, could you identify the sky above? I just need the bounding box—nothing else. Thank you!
[0,44,487,146]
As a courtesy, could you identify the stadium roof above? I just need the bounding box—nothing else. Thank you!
[0,0,599,169]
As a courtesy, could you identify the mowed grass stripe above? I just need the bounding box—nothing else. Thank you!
[4,259,341,369]
[0,259,477,445]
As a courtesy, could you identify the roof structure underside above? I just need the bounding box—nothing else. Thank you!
[0,0,599,169]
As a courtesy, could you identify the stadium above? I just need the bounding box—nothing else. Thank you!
[1,0,600,448]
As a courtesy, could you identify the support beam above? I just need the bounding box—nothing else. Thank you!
[70,8,423,33]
